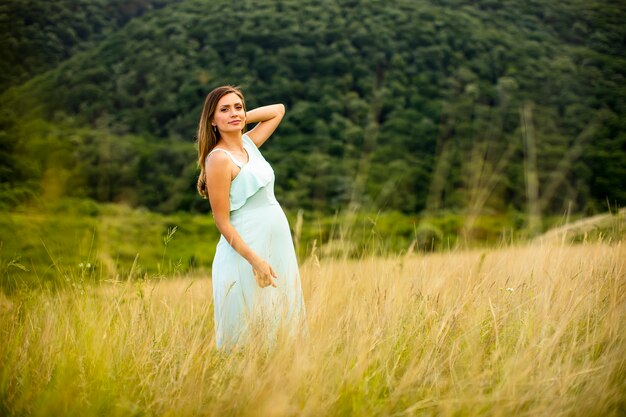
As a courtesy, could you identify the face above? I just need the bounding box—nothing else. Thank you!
[212,92,245,134]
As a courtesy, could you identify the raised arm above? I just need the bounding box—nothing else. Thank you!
[205,152,278,288]
[245,104,285,147]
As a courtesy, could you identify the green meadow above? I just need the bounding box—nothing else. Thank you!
[1,197,600,293]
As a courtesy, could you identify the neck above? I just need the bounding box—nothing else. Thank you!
[218,131,244,150]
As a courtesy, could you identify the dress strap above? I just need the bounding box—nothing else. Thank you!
[207,148,244,168]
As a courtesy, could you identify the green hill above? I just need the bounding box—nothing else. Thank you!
[0,0,180,92]
[1,0,625,215]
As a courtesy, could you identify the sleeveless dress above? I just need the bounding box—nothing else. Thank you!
[208,133,306,349]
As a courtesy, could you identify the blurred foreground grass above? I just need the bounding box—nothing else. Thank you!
[0,239,624,416]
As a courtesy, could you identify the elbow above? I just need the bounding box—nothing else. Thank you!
[277,103,286,117]
[213,216,231,235]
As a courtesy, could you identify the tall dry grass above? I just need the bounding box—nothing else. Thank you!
[0,241,624,416]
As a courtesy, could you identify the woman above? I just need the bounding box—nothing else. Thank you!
[196,85,306,349]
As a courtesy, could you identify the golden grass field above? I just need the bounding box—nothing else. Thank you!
[1,240,624,416]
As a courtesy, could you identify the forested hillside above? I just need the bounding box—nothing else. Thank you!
[0,0,181,92]
[1,0,624,216]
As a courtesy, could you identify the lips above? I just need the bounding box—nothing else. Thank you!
[228,120,241,125]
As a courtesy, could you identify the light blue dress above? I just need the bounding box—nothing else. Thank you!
[208,133,306,349]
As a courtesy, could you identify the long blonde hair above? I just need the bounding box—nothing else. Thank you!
[196,85,247,199]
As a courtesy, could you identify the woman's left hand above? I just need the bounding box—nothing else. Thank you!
[252,259,278,288]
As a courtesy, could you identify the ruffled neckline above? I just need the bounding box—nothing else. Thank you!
[228,134,274,211]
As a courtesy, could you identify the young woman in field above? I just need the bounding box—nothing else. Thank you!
[196,85,306,349]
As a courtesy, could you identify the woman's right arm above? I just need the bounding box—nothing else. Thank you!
[205,152,278,288]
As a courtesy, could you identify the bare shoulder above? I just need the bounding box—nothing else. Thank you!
[205,150,230,167]
[205,151,232,179]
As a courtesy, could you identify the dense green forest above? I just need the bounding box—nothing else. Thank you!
[1,0,625,219]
